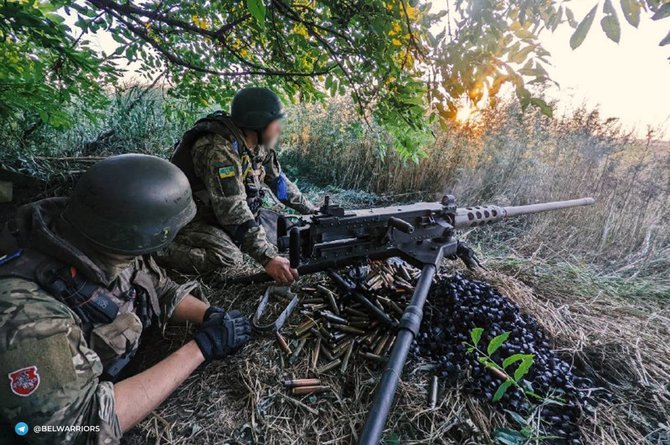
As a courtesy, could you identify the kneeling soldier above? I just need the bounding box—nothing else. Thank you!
[156,87,317,283]
[0,154,251,444]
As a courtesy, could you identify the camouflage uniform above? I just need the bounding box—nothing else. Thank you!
[0,198,198,445]
[157,113,316,274]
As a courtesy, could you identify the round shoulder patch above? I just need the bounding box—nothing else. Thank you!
[8,366,40,397]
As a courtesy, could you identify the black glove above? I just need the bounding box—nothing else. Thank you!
[203,306,243,322]
[195,311,251,363]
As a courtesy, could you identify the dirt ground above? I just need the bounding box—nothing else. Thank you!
[120,262,669,445]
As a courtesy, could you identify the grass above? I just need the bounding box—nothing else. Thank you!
[1,88,668,444]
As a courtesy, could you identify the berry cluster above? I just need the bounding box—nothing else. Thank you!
[412,273,596,444]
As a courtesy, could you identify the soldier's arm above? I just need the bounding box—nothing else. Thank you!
[141,255,208,324]
[263,149,318,215]
[113,341,205,431]
[192,135,277,265]
[0,278,123,444]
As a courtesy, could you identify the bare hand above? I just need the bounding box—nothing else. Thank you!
[264,256,299,284]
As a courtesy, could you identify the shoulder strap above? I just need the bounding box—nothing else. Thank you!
[0,248,55,283]
[0,249,119,334]
[171,112,249,191]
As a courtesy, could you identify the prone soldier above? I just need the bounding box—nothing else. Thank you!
[155,87,317,283]
[0,154,251,444]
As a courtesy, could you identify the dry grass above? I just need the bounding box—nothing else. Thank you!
[123,257,669,445]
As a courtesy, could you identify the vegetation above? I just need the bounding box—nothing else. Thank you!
[2,0,669,156]
[1,88,666,287]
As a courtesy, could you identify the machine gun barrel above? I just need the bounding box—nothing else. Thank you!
[453,197,595,229]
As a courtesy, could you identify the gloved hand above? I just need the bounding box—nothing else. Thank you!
[195,311,251,363]
[203,306,243,322]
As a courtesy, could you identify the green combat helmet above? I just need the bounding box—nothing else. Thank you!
[63,154,196,255]
[230,87,285,130]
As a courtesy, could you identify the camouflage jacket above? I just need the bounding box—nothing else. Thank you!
[172,113,317,265]
[0,198,198,445]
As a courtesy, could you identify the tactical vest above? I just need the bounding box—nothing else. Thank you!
[171,111,267,214]
[0,249,159,382]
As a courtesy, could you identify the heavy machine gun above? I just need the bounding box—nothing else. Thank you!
[244,194,595,445]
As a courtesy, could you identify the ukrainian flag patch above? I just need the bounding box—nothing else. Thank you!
[218,166,236,179]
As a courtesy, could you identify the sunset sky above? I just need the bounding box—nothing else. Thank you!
[432,1,670,138]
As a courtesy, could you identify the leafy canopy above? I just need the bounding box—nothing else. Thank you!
[1,0,668,157]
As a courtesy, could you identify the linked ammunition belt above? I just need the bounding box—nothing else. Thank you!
[252,286,299,333]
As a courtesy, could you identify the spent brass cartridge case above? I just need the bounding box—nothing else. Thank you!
[284,378,322,387]
[276,332,292,355]
[333,339,354,356]
[360,352,386,363]
[302,298,325,304]
[291,385,330,395]
[373,334,390,356]
[348,321,371,330]
[300,287,318,293]
[340,339,355,373]
[311,337,321,369]
[294,319,316,337]
[321,345,335,361]
[331,324,366,335]
[289,337,308,363]
[325,291,340,315]
[316,358,342,374]
[382,335,396,356]
[344,307,368,318]
[320,311,348,325]
[429,376,439,409]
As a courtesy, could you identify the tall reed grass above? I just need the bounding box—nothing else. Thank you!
[280,99,669,279]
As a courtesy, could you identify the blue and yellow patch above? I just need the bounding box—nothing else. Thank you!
[218,166,236,179]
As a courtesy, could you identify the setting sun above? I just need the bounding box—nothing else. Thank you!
[455,105,472,123]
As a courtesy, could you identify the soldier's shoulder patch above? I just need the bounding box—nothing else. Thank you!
[218,165,236,179]
[8,366,40,397]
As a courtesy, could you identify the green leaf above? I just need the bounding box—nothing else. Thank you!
[492,379,514,402]
[487,332,510,355]
[503,409,529,427]
[530,97,553,117]
[513,355,535,381]
[385,432,400,445]
[565,8,577,27]
[246,0,266,25]
[651,3,670,20]
[502,353,526,369]
[620,0,640,27]
[601,0,621,43]
[510,45,535,64]
[494,427,528,445]
[570,4,598,49]
[600,15,621,43]
[660,30,670,46]
[470,328,484,347]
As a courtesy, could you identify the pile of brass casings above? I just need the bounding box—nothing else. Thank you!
[279,260,420,393]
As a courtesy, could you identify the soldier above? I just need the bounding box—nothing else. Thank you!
[0,154,251,444]
[156,87,318,283]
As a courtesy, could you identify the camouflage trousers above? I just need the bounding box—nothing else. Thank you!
[155,209,281,275]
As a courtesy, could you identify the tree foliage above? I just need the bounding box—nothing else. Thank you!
[1,0,668,157]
